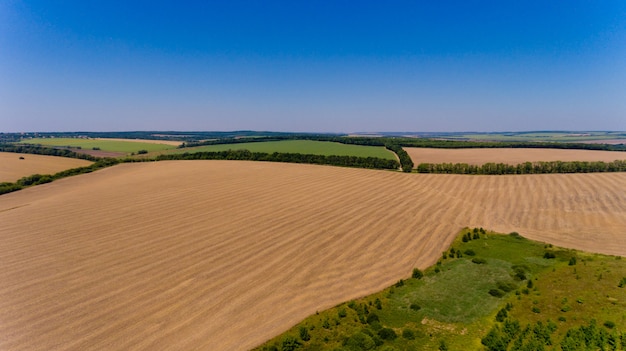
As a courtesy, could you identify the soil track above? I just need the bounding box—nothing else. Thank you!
[405,147,626,166]
[1,161,625,350]
[0,152,93,182]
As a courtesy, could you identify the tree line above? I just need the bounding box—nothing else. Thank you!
[0,158,120,195]
[155,150,400,170]
[416,160,626,175]
[0,144,98,161]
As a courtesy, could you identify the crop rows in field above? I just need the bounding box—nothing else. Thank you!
[0,161,625,350]
[405,147,626,167]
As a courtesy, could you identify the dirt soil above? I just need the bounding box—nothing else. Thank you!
[0,161,624,351]
[405,147,626,166]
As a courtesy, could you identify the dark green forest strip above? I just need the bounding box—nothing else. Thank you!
[155,150,400,170]
[416,160,626,175]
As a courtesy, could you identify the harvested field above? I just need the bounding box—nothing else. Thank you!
[405,147,626,167]
[0,152,93,182]
[1,161,625,351]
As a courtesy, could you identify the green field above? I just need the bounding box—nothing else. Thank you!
[20,138,176,154]
[165,140,397,160]
[256,229,626,351]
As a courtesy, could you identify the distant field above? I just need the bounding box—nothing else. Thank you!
[1,161,625,350]
[405,147,626,167]
[0,152,93,182]
[164,140,396,160]
[20,138,177,155]
[442,131,626,143]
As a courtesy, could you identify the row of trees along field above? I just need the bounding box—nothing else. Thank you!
[155,150,400,170]
[416,160,626,175]
[0,158,120,195]
[0,144,98,161]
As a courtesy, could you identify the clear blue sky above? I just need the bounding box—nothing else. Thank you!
[2,1,625,133]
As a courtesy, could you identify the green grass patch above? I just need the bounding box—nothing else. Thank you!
[164,140,396,160]
[254,228,626,351]
[19,138,176,154]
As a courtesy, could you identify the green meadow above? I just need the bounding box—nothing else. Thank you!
[20,138,176,154]
[165,140,397,160]
[255,229,626,351]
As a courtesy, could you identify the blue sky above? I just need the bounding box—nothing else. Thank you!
[2,1,625,132]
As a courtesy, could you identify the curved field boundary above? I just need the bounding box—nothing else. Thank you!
[167,140,396,160]
[0,161,625,350]
[405,147,626,167]
[0,152,93,182]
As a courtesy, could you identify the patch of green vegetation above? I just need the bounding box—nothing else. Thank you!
[254,228,626,351]
[20,138,176,154]
[163,140,396,160]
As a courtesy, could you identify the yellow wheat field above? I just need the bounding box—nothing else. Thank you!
[0,152,93,182]
[405,147,626,166]
[1,161,625,351]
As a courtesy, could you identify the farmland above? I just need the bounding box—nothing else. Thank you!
[0,161,624,350]
[405,147,626,167]
[0,152,93,182]
[19,137,177,155]
[164,140,397,160]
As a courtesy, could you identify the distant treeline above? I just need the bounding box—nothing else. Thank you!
[0,158,120,195]
[416,160,626,175]
[155,150,400,170]
[0,144,98,161]
[181,135,626,151]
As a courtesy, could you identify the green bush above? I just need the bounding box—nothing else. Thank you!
[472,258,487,264]
[377,328,397,340]
[463,249,476,256]
[568,257,577,265]
[618,277,626,288]
[409,303,421,311]
[338,308,347,318]
[489,289,505,298]
[366,313,379,325]
[402,329,415,340]
[412,268,424,279]
[543,252,556,259]
[603,321,615,329]
[497,281,517,292]
[299,326,310,341]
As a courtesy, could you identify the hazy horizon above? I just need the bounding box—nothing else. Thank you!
[2,1,625,133]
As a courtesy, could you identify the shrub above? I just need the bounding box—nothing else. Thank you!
[299,326,310,341]
[280,336,301,351]
[496,308,508,322]
[366,313,379,325]
[532,307,541,313]
[374,298,382,310]
[137,149,148,154]
[472,258,487,264]
[439,340,448,351]
[463,249,476,256]
[489,289,505,297]
[604,321,615,329]
[497,281,517,292]
[338,308,347,318]
[394,279,404,287]
[412,268,424,279]
[409,303,421,311]
[402,329,415,340]
[618,277,626,288]
[568,257,577,265]
[543,252,556,259]
[344,332,375,350]
[377,328,397,340]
